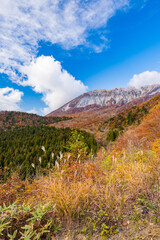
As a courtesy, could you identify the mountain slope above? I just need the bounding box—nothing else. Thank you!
[0,111,71,130]
[47,84,160,116]
[50,93,160,145]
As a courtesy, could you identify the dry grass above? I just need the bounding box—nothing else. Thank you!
[1,146,159,239]
[0,103,160,239]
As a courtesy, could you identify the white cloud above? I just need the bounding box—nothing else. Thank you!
[20,56,87,114]
[26,108,38,114]
[128,71,160,88]
[0,0,130,112]
[0,0,129,80]
[0,87,24,111]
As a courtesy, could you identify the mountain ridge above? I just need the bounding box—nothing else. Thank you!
[47,84,160,116]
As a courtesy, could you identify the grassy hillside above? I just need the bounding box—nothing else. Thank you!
[0,96,160,239]
[99,94,160,143]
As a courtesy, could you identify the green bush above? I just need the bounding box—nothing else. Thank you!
[106,129,119,142]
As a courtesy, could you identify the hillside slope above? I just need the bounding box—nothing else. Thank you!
[0,111,71,130]
[50,94,160,145]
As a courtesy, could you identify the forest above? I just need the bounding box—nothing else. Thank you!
[0,111,72,130]
[0,126,99,181]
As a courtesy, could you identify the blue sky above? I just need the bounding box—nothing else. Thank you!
[0,0,160,115]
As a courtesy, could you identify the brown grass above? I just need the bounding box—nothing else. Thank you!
[0,102,160,239]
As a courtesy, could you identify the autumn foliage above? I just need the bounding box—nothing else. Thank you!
[0,96,160,239]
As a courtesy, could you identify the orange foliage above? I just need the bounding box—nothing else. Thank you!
[58,161,104,182]
[152,137,160,157]
[115,102,160,151]
[136,103,160,142]
[0,174,26,205]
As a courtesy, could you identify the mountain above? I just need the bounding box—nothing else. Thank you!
[47,84,160,116]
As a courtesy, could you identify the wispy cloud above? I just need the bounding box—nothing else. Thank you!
[0,87,23,111]
[0,0,129,79]
[128,71,160,88]
[0,0,130,112]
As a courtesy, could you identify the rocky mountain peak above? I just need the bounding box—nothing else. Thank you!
[47,84,160,116]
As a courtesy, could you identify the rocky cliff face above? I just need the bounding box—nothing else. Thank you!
[47,85,160,116]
